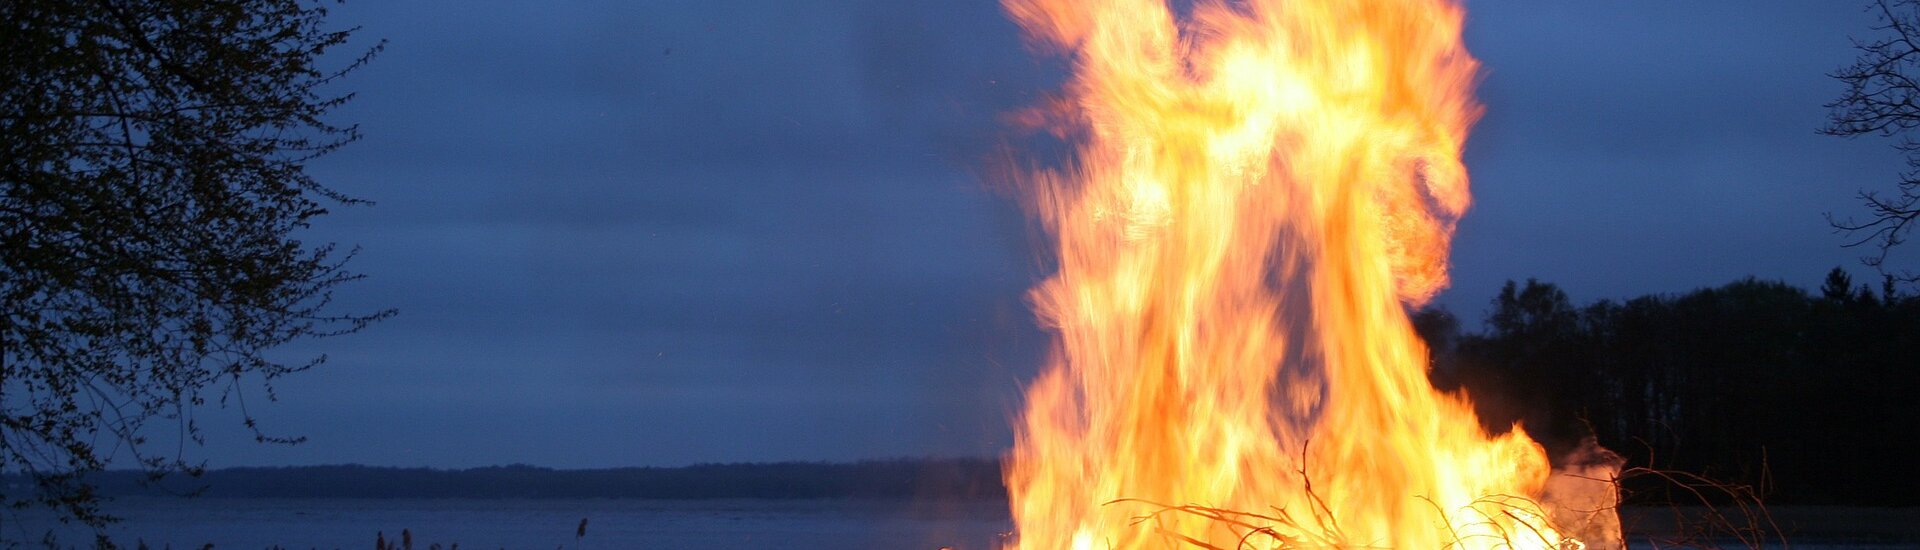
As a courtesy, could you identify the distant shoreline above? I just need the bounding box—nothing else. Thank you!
[19,459,1007,501]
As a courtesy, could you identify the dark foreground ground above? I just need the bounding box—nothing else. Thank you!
[1622,505,1920,548]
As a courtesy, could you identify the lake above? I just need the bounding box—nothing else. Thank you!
[8,498,1012,549]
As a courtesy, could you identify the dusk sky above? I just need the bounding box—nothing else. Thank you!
[194,1,1903,469]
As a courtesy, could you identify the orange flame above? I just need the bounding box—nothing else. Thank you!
[1000,0,1616,548]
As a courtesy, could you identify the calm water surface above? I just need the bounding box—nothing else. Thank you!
[8,498,1011,549]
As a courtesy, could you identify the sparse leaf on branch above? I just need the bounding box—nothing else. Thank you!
[0,0,388,534]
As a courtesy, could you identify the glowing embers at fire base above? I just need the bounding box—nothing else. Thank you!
[998,0,1620,548]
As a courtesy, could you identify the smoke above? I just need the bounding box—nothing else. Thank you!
[1543,437,1627,550]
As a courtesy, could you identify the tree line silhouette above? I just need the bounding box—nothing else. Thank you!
[25,270,1914,506]
[1419,268,1920,505]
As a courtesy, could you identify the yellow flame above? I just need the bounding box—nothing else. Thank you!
[1000,1,1612,548]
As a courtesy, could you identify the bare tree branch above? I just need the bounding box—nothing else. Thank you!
[1825,0,1920,283]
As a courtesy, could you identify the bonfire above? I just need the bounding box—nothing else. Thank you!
[997,1,1622,548]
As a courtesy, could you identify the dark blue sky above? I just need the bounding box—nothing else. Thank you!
[196,1,1903,468]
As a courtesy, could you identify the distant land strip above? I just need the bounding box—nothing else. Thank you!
[9,458,1007,500]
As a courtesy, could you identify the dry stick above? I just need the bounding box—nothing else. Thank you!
[1475,492,1561,538]
[1276,505,1346,549]
[1621,467,1784,550]
[1211,509,1295,547]
[1121,498,1360,549]
[1133,501,1399,549]
[1119,439,1357,549]
[1642,470,1722,538]
[1153,527,1230,550]
[1416,495,1469,550]
[1622,434,1768,549]
[1295,440,1346,543]
[1117,500,1302,548]
[1256,505,1328,547]
[1501,509,1553,548]
[1236,523,1299,550]
[1471,507,1516,550]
